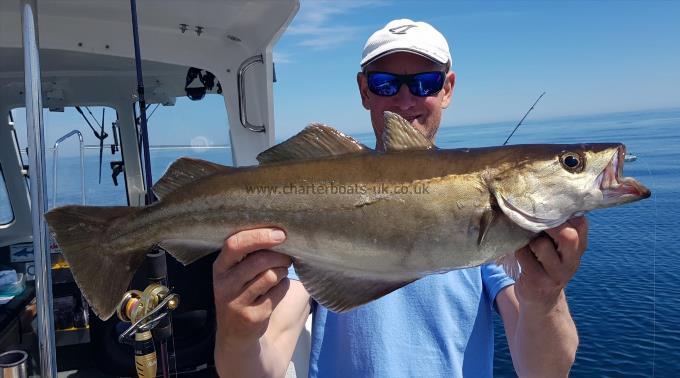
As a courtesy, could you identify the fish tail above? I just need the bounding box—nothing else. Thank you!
[45,205,148,320]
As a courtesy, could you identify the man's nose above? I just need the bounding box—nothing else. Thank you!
[392,84,416,110]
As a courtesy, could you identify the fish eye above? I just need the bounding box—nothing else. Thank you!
[560,152,584,172]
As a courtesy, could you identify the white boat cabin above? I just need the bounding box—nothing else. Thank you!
[0,0,306,376]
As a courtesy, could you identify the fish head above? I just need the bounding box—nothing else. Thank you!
[490,143,650,232]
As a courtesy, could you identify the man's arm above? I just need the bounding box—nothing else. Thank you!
[213,228,311,377]
[497,217,588,378]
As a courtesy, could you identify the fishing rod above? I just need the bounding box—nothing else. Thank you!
[503,91,546,146]
[128,1,176,377]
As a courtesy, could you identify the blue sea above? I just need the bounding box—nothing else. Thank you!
[1,108,678,376]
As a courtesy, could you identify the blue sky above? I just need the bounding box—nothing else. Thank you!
[10,1,680,149]
[273,1,680,137]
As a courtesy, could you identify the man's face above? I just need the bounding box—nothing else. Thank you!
[357,52,455,150]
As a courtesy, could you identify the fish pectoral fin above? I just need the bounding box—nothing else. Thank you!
[478,208,497,247]
[293,257,420,312]
[153,157,236,200]
[158,239,222,265]
[382,111,435,152]
[495,251,521,281]
[256,124,369,164]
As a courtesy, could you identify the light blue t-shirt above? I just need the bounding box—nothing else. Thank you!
[289,264,514,378]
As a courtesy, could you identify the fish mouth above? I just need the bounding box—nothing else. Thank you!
[597,146,651,203]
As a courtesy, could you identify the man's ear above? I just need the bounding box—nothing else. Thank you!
[357,72,371,110]
[441,71,456,109]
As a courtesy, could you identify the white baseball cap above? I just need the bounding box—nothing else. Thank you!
[360,19,452,68]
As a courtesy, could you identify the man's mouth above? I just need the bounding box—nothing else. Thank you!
[400,114,420,123]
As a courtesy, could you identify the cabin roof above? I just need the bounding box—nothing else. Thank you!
[0,0,298,107]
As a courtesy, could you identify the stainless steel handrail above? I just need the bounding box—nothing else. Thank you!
[52,130,85,207]
[80,144,231,151]
[21,0,57,376]
[237,55,266,132]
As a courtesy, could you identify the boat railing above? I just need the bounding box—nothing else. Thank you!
[32,141,231,210]
[145,144,231,151]
[73,144,232,152]
[51,130,84,207]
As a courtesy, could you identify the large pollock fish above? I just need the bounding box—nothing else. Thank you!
[45,112,650,320]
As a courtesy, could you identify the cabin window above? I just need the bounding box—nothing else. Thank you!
[146,95,231,182]
[47,107,127,207]
[0,166,13,224]
[11,107,127,208]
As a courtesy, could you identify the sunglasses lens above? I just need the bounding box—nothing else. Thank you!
[409,72,444,97]
[367,73,399,97]
[367,72,445,97]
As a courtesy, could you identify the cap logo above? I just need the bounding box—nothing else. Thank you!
[388,24,417,34]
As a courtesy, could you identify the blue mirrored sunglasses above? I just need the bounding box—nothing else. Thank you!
[366,71,445,97]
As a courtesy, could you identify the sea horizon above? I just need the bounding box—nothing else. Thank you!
[1,107,678,376]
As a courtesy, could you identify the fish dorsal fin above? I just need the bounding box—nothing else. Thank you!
[153,157,235,200]
[293,257,420,312]
[256,124,369,164]
[382,111,435,152]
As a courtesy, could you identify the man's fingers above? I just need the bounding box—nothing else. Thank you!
[529,235,572,286]
[515,246,545,277]
[568,215,588,234]
[214,228,286,275]
[569,216,589,251]
[529,235,561,267]
[544,218,586,273]
[233,250,291,285]
[251,276,291,315]
[233,278,291,328]
[545,217,587,255]
[241,267,290,304]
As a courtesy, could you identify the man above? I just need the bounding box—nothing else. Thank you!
[213,19,586,377]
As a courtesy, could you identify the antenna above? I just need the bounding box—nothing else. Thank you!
[74,106,108,182]
[503,91,546,146]
[98,108,106,183]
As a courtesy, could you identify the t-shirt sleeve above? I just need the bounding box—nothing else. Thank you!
[481,263,515,312]
[288,265,299,280]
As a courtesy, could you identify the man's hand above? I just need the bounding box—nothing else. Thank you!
[213,228,311,377]
[213,228,291,347]
[498,216,588,377]
[515,216,588,311]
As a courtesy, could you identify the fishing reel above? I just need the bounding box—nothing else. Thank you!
[116,283,180,378]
